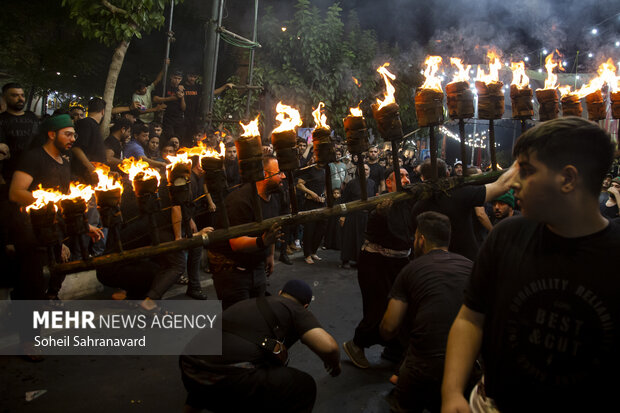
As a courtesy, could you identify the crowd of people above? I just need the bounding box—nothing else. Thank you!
[1,75,620,413]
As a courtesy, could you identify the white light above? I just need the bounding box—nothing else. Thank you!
[576,75,580,79]
[538,68,543,73]
[504,62,509,67]
[470,70,475,74]
[420,70,424,75]
[524,57,529,62]
[531,99,534,103]
[591,28,598,35]
[281,27,287,32]
[616,41,620,47]
[56,72,61,75]
[588,53,593,58]
[562,61,567,67]
[72,94,76,98]
[542,49,548,55]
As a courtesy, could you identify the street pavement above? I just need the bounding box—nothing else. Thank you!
[1,249,399,412]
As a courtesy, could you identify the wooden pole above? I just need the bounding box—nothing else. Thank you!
[489,119,497,171]
[521,119,527,135]
[429,126,438,180]
[356,158,368,201]
[325,165,334,207]
[50,171,504,275]
[285,170,298,215]
[391,139,403,190]
[458,119,468,177]
[251,182,263,222]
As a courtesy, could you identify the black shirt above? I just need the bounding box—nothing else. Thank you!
[297,165,325,197]
[464,217,620,412]
[154,84,184,122]
[182,82,202,120]
[390,250,471,359]
[17,146,71,192]
[104,135,123,160]
[74,117,106,180]
[411,185,486,261]
[365,198,416,251]
[342,177,376,203]
[224,158,241,191]
[213,183,280,268]
[367,162,385,194]
[599,197,619,219]
[0,111,40,181]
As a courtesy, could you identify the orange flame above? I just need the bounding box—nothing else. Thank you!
[476,50,502,84]
[376,63,396,110]
[541,50,562,90]
[198,141,225,160]
[64,182,95,202]
[352,76,362,88]
[240,115,261,137]
[273,102,302,133]
[420,55,444,92]
[93,163,123,193]
[118,157,162,186]
[26,184,64,212]
[559,58,618,98]
[449,58,471,83]
[510,61,530,89]
[312,102,330,130]
[349,102,363,117]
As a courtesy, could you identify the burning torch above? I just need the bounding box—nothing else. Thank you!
[58,183,95,261]
[446,58,474,177]
[372,63,406,189]
[119,157,162,245]
[510,61,533,134]
[535,52,560,122]
[271,102,303,214]
[93,163,124,253]
[199,142,229,228]
[166,148,195,241]
[475,51,504,171]
[311,102,337,207]
[343,104,370,200]
[26,185,64,265]
[236,115,265,222]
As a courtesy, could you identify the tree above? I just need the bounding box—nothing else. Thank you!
[62,0,180,134]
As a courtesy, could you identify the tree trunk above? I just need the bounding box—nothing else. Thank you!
[100,39,131,137]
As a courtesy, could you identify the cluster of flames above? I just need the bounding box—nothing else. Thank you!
[119,157,161,186]
[413,50,619,99]
[240,115,261,137]
[27,182,95,213]
[273,102,302,133]
[312,102,330,129]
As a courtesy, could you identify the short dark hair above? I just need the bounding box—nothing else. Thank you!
[2,83,22,94]
[110,118,132,133]
[513,116,614,197]
[88,97,106,113]
[133,80,147,91]
[225,141,236,149]
[416,211,451,247]
[421,158,447,180]
[132,123,149,136]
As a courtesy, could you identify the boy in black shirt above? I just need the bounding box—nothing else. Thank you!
[442,117,620,413]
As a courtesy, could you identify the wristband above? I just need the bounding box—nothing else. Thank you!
[256,236,266,249]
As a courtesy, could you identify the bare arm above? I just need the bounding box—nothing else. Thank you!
[229,223,280,253]
[105,149,122,168]
[380,298,408,341]
[475,206,493,232]
[171,205,182,240]
[441,305,485,413]
[214,83,234,95]
[153,95,178,104]
[301,327,341,376]
[484,162,517,203]
[71,147,95,175]
[296,177,321,202]
[8,170,35,206]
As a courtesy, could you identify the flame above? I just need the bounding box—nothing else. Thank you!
[93,163,123,193]
[118,157,162,186]
[510,61,530,89]
[240,115,261,137]
[26,184,64,212]
[449,58,471,83]
[273,102,302,133]
[352,76,362,88]
[64,182,95,202]
[349,102,363,117]
[376,62,396,110]
[312,102,330,130]
[541,51,562,90]
[559,58,618,98]
[420,55,443,92]
[476,50,502,84]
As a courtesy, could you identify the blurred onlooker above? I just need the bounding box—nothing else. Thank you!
[168,136,180,152]
[104,117,132,168]
[366,145,385,195]
[159,143,175,163]
[147,135,160,159]
[149,121,163,139]
[600,176,620,219]
[224,141,240,191]
[69,104,86,124]
[330,148,347,191]
[154,70,186,144]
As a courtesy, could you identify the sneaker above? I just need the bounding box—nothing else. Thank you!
[294,240,302,249]
[311,254,322,261]
[186,287,208,300]
[304,256,315,264]
[279,254,293,265]
[289,243,301,252]
[343,340,370,368]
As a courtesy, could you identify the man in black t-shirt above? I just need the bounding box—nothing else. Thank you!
[223,142,241,191]
[380,212,471,413]
[104,117,132,168]
[153,70,186,144]
[180,279,341,412]
[72,97,106,184]
[296,162,327,263]
[599,176,620,219]
[0,83,40,185]
[366,145,385,195]
[442,117,620,413]
[210,155,284,309]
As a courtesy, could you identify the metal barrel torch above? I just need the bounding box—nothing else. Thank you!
[271,102,303,214]
[119,157,162,246]
[58,183,95,261]
[509,61,533,135]
[371,63,406,188]
[93,163,124,253]
[446,58,475,177]
[343,104,370,198]
[535,52,561,122]
[475,51,505,171]
[311,102,336,207]
[26,187,63,265]
[200,142,229,228]
[166,150,194,240]
[237,115,265,222]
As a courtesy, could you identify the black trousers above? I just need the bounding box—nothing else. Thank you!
[182,365,316,413]
[212,264,266,310]
[302,199,326,257]
[353,249,409,348]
